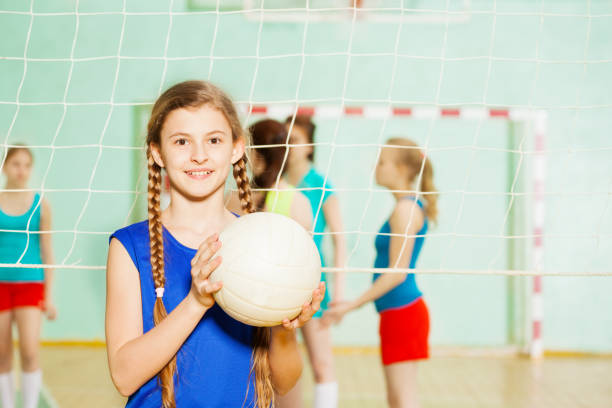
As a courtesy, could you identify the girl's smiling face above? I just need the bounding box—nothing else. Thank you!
[150,104,244,200]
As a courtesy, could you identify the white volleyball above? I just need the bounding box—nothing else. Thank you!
[209,212,322,327]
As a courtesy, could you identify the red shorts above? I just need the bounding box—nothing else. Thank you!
[379,297,430,365]
[0,282,45,311]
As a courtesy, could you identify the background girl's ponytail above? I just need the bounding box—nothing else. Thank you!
[387,138,438,224]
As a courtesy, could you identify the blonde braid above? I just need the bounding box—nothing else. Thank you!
[147,147,178,408]
[233,156,256,214]
[232,154,274,408]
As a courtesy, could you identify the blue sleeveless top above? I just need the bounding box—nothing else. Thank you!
[0,193,44,282]
[373,197,427,313]
[110,220,257,408]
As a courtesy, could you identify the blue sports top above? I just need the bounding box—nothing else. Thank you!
[297,166,334,266]
[110,220,258,408]
[0,193,44,282]
[373,197,428,313]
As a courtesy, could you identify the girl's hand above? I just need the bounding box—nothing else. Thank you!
[189,233,223,309]
[322,300,355,326]
[43,300,57,320]
[279,282,326,330]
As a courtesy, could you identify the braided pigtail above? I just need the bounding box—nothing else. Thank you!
[233,155,256,214]
[233,155,274,408]
[147,147,178,408]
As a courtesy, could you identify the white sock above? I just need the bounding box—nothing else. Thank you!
[313,382,338,408]
[0,371,15,408]
[21,370,41,408]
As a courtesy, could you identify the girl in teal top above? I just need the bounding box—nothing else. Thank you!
[0,145,56,408]
[228,118,331,408]
[281,115,347,408]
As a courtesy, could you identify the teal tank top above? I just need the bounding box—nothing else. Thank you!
[296,168,334,316]
[297,167,334,266]
[0,193,44,282]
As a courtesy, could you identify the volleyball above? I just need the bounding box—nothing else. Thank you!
[209,212,322,327]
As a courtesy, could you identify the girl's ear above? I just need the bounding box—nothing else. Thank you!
[150,143,165,168]
[231,138,246,165]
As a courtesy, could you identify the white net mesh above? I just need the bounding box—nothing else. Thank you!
[1,1,610,279]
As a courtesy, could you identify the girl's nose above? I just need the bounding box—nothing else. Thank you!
[191,143,208,163]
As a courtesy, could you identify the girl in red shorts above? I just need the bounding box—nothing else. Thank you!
[0,145,56,408]
[325,138,437,408]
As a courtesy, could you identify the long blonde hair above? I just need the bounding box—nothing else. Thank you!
[386,138,438,224]
[146,80,273,408]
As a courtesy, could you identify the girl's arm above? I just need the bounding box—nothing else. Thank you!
[322,195,347,300]
[39,198,56,319]
[268,282,325,395]
[106,234,222,396]
[269,327,301,395]
[325,200,424,319]
[290,192,313,232]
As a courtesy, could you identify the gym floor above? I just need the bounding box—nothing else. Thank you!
[30,345,612,408]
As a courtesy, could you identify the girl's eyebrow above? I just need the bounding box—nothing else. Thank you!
[205,129,227,136]
[169,130,227,138]
[169,131,191,138]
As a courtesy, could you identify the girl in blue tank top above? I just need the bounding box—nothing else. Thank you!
[105,81,325,408]
[324,138,438,408]
[0,145,57,408]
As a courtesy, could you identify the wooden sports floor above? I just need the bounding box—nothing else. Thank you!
[31,345,612,408]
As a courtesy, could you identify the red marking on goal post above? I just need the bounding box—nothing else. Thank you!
[297,106,315,116]
[441,108,460,116]
[344,106,364,115]
[392,107,412,116]
[250,105,268,114]
[489,109,510,118]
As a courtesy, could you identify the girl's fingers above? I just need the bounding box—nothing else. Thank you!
[301,301,313,320]
[191,234,215,265]
[283,282,327,329]
[191,234,220,266]
[309,285,324,311]
[202,279,223,294]
[194,278,222,297]
[194,240,221,269]
[281,318,293,330]
[313,282,326,301]
[194,256,222,281]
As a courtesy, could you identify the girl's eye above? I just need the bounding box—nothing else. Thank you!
[210,137,220,144]
[176,138,188,146]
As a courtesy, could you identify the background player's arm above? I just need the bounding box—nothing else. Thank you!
[322,195,347,300]
[39,198,56,319]
[105,237,216,396]
[290,192,313,232]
